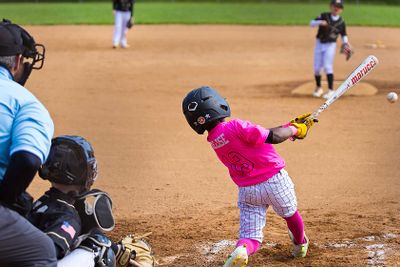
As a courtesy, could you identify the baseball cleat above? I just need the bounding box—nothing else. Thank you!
[288,230,309,258]
[312,87,323,97]
[322,89,335,99]
[223,245,248,267]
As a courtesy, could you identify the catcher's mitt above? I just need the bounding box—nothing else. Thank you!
[340,43,354,61]
[116,233,157,267]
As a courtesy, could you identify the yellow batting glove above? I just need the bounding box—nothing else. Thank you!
[290,117,318,140]
[290,112,312,124]
[304,117,318,129]
[290,122,308,139]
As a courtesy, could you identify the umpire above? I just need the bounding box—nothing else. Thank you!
[0,20,57,266]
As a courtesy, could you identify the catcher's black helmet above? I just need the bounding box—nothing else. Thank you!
[39,135,97,191]
[182,86,231,134]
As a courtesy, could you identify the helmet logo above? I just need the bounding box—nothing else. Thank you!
[197,116,206,125]
[188,102,198,112]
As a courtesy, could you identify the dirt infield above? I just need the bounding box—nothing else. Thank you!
[26,25,400,266]
[292,81,378,96]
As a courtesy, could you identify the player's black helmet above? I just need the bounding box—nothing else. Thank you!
[182,86,231,134]
[39,135,98,191]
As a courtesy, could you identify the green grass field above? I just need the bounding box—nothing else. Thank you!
[1,2,399,27]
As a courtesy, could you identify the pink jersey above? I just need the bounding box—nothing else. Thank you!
[207,119,285,187]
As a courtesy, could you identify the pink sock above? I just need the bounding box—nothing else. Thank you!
[284,210,305,244]
[236,238,261,255]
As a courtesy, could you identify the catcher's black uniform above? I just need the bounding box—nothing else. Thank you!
[27,188,82,259]
[315,12,347,43]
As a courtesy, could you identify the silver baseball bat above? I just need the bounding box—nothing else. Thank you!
[311,55,379,119]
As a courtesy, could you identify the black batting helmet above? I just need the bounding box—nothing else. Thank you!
[39,135,98,191]
[182,86,231,134]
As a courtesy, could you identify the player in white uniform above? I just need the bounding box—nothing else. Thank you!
[113,0,134,49]
[311,0,351,99]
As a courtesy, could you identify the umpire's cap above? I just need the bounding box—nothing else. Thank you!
[0,19,31,56]
[0,19,45,71]
[330,0,344,8]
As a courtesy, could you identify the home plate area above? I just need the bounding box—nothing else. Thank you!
[159,233,399,266]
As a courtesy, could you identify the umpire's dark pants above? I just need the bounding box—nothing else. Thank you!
[0,204,57,267]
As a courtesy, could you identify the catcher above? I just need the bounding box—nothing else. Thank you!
[310,0,353,99]
[27,135,156,267]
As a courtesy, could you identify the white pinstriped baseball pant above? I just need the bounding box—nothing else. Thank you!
[238,169,297,242]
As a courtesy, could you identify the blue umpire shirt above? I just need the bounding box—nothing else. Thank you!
[0,66,54,181]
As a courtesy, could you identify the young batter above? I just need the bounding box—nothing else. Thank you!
[311,0,350,99]
[182,86,317,266]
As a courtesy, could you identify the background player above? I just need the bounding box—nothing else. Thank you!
[113,0,135,48]
[0,19,57,266]
[310,0,352,99]
[182,86,317,266]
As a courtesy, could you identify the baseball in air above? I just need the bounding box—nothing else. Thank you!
[386,92,398,103]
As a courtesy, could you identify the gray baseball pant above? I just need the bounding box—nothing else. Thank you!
[0,204,57,267]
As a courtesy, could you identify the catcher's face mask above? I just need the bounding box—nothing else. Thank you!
[76,189,115,232]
